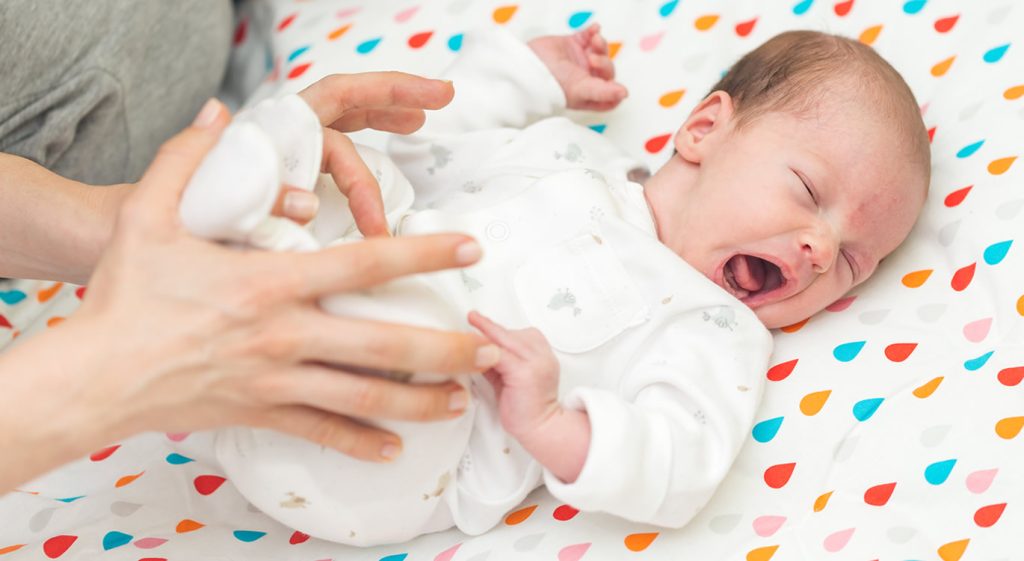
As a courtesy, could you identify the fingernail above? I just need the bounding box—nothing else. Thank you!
[380,441,401,461]
[192,98,221,128]
[283,191,319,220]
[448,389,468,411]
[455,240,482,265]
[475,344,501,369]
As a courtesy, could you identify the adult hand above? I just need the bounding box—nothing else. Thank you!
[273,72,456,235]
[0,94,496,493]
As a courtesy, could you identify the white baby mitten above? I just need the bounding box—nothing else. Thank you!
[178,94,323,251]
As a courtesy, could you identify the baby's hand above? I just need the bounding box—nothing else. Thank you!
[468,311,561,440]
[528,24,628,111]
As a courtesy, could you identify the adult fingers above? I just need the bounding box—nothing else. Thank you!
[127,99,231,230]
[271,186,320,224]
[254,364,470,421]
[281,233,484,296]
[321,128,389,237]
[255,405,403,462]
[299,72,454,127]
[291,310,501,374]
[329,107,427,134]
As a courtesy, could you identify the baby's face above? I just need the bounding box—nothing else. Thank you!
[649,93,927,328]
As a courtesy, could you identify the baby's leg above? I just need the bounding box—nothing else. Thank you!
[215,274,474,546]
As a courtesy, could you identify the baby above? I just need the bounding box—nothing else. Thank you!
[189,25,929,546]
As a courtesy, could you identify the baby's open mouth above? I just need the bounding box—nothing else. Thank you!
[722,254,786,302]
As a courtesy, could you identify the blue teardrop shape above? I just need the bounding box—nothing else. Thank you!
[447,33,464,52]
[0,290,27,305]
[852,397,884,421]
[924,458,956,484]
[588,124,607,134]
[356,37,382,54]
[983,44,1010,63]
[956,139,984,158]
[102,531,133,550]
[232,530,267,542]
[380,555,409,561]
[56,495,85,503]
[903,0,927,14]
[287,45,310,62]
[752,416,784,442]
[983,240,1012,265]
[793,0,814,15]
[659,0,679,18]
[833,340,866,362]
[964,351,994,371]
[568,11,593,29]
[166,453,194,465]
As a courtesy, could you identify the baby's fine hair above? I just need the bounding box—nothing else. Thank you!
[710,30,931,180]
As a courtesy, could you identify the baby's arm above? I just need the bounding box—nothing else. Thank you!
[467,312,590,482]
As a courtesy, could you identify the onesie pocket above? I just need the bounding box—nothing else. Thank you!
[513,233,649,354]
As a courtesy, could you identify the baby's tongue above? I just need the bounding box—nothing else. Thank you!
[731,255,766,293]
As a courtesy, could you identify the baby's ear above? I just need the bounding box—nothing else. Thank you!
[674,91,734,163]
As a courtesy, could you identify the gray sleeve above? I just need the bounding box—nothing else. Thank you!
[0,0,233,184]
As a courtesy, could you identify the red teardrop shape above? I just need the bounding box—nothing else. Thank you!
[834,0,854,16]
[553,504,580,521]
[974,503,1006,527]
[408,31,433,48]
[277,13,298,32]
[75,286,87,299]
[288,62,312,80]
[644,134,671,154]
[43,535,77,559]
[89,444,120,462]
[951,263,976,292]
[998,366,1024,386]
[864,482,896,506]
[735,18,757,37]
[764,462,796,488]
[289,531,310,544]
[233,18,248,45]
[193,475,227,496]
[934,14,959,33]
[766,359,798,382]
[944,185,972,207]
[884,343,917,362]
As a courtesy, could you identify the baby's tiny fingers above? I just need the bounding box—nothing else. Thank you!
[588,52,615,80]
[468,311,527,357]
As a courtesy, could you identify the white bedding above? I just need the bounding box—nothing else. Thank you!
[0,1,1020,559]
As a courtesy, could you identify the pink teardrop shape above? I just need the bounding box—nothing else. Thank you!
[752,515,786,537]
[558,543,591,561]
[962,317,992,342]
[966,468,998,494]
[823,527,856,552]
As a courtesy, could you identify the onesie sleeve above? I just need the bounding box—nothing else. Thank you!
[542,306,773,528]
[388,27,566,207]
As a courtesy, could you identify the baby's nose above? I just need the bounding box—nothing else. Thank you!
[800,227,839,275]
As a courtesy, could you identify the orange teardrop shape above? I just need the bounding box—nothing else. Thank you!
[1005,85,1024,100]
[902,269,933,288]
[624,532,659,552]
[176,519,205,533]
[780,317,809,333]
[937,539,969,561]
[37,282,63,303]
[859,25,882,45]
[504,504,537,525]
[746,545,779,561]
[608,42,622,59]
[0,545,25,555]
[659,89,686,107]
[988,156,1016,175]
[813,491,833,512]
[913,376,943,398]
[328,23,352,40]
[115,471,144,488]
[695,14,720,30]
[931,56,955,77]
[800,390,831,416]
[995,416,1024,439]
[493,5,518,24]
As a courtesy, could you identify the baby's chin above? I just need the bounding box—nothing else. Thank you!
[749,301,814,330]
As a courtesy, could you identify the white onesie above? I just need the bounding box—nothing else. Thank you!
[183,29,773,547]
